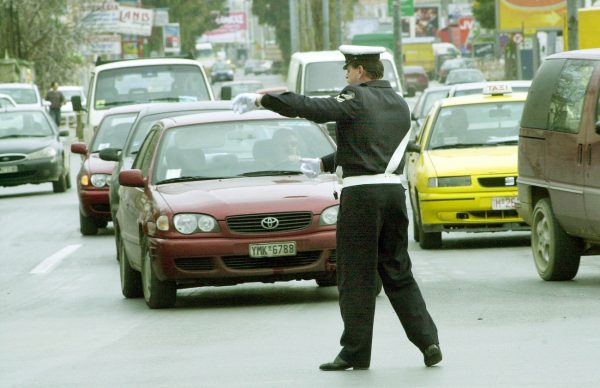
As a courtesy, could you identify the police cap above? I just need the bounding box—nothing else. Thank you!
[339,45,385,70]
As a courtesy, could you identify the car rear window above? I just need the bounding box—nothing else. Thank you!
[0,87,37,104]
[91,112,138,152]
[520,58,565,129]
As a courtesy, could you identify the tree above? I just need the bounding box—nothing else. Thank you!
[472,0,495,30]
[0,0,85,90]
[143,0,226,55]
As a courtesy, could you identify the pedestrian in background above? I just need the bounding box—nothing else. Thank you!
[45,81,65,126]
[232,45,442,371]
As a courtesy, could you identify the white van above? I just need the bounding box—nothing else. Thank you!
[79,58,213,143]
[287,49,403,97]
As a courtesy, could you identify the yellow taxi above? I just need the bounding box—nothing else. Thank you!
[405,84,530,249]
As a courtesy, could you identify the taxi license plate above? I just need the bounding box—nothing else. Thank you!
[249,241,296,258]
[0,165,17,174]
[492,196,517,210]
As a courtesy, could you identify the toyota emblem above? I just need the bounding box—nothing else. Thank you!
[261,216,279,229]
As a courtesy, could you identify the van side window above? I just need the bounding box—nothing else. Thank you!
[548,60,596,134]
[296,64,303,94]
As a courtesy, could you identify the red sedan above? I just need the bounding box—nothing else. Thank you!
[71,107,141,235]
[116,110,340,308]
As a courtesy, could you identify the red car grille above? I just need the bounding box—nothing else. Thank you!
[223,251,321,269]
[226,212,312,233]
[174,257,214,271]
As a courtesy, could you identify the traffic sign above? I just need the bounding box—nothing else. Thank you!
[388,0,414,17]
[513,33,523,45]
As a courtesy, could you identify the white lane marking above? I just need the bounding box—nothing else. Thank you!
[30,244,82,274]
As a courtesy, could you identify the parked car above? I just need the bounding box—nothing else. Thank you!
[78,57,214,144]
[71,107,141,235]
[410,86,451,139]
[0,93,17,108]
[445,68,487,85]
[0,83,44,109]
[219,80,264,100]
[116,110,340,308]
[438,57,475,83]
[58,85,86,128]
[243,59,261,75]
[99,101,232,223]
[210,61,235,83]
[403,65,429,97]
[252,59,273,75]
[448,80,532,97]
[517,48,600,281]
[0,107,70,192]
[405,85,529,249]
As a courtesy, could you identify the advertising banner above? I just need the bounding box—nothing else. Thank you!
[497,0,567,31]
[163,23,181,54]
[118,6,154,36]
[89,34,122,55]
[202,12,247,43]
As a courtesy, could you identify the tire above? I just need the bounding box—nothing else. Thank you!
[119,234,143,298]
[413,213,420,243]
[407,87,416,97]
[79,211,98,235]
[141,238,176,309]
[415,195,442,249]
[52,172,67,193]
[531,198,582,281]
[65,171,72,189]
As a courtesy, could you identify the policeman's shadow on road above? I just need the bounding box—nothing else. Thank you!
[434,232,531,250]
[175,283,340,310]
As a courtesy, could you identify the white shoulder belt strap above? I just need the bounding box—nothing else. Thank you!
[339,131,410,188]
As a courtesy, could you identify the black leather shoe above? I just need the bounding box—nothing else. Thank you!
[423,344,443,367]
[319,355,369,371]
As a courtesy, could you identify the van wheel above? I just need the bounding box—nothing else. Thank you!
[79,211,98,235]
[141,238,177,309]
[531,198,582,281]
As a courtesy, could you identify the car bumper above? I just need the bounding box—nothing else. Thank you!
[419,190,529,232]
[79,187,111,221]
[0,158,63,187]
[148,230,337,286]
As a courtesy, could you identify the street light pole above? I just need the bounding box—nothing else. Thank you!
[289,0,299,54]
[322,0,330,50]
[393,0,405,92]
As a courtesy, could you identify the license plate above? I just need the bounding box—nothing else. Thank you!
[249,241,296,258]
[0,165,17,174]
[492,196,517,210]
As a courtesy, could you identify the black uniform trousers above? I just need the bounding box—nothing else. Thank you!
[336,183,439,367]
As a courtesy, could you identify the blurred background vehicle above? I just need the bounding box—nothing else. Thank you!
[243,59,261,75]
[445,68,486,85]
[0,83,44,109]
[0,107,70,192]
[438,57,475,83]
[410,85,451,138]
[403,65,429,97]
[219,80,264,100]
[57,85,86,128]
[210,61,235,83]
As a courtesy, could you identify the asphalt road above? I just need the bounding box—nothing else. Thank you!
[2,73,600,388]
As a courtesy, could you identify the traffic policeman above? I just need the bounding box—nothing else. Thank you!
[232,45,441,371]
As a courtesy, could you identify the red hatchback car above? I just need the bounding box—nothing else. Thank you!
[71,107,142,234]
[116,110,340,308]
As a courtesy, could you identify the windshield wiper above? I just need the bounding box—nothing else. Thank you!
[149,97,180,102]
[487,139,518,145]
[102,100,135,107]
[0,134,42,139]
[156,176,232,185]
[238,170,303,177]
[430,143,489,150]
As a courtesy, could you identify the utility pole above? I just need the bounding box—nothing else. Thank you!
[289,0,299,54]
[393,0,405,92]
[567,0,578,50]
[335,0,342,46]
[322,0,330,50]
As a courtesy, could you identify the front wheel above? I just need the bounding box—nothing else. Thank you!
[79,211,98,235]
[415,196,441,249]
[119,234,142,298]
[531,198,582,281]
[141,238,177,308]
[52,172,68,193]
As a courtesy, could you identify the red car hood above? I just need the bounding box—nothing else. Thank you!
[156,175,339,218]
[86,153,116,174]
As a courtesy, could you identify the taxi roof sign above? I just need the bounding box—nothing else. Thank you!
[483,84,513,95]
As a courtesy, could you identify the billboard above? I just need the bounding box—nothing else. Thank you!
[497,0,567,31]
[163,23,181,54]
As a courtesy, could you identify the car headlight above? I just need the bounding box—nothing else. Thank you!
[319,205,339,225]
[428,176,471,187]
[173,213,220,234]
[28,146,57,160]
[90,174,111,188]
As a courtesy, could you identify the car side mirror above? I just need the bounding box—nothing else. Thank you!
[220,86,232,100]
[71,142,88,154]
[406,140,421,153]
[596,120,600,135]
[99,147,121,162]
[119,169,145,187]
[71,95,86,112]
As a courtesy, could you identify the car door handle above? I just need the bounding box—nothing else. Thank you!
[587,144,592,166]
[577,143,583,164]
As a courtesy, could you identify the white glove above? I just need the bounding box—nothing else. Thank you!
[232,93,260,114]
[299,158,321,179]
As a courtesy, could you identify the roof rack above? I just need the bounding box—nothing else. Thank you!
[95,52,195,67]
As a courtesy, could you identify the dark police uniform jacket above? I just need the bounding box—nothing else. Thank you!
[260,79,411,177]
